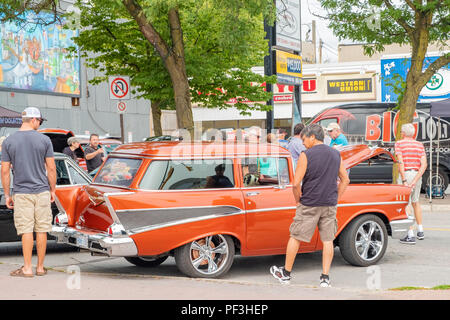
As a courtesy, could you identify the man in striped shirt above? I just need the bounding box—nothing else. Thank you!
[394,123,427,244]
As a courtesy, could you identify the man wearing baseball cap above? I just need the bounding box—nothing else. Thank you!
[326,122,349,147]
[1,107,56,277]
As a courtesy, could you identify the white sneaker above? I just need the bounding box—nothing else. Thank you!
[270,265,291,284]
[320,274,331,287]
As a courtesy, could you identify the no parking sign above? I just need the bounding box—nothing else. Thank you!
[117,101,127,114]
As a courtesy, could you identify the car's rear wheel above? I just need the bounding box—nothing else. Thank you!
[174,234,235,278]
[339,214,388,267]
[125,256,168,267]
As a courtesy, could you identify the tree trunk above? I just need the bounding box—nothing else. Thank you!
[151,100,163,136]
[122,0,194,138]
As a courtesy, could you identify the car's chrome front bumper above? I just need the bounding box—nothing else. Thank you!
[390,217,415,239]
[50,226,138,257]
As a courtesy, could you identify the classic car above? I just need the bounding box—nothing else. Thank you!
[51,142,414,278]
[0,153,92,242]
[39,128,87,171]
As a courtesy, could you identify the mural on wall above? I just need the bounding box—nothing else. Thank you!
[0,12,80,96]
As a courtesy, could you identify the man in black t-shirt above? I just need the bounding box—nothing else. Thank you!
[84,134,105,172]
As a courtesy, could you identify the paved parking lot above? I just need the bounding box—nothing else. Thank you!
[0,206,449,300]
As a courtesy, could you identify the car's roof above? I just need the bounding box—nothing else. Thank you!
[78,138,122,144]
[111,141,291,158]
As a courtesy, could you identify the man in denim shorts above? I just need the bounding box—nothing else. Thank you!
[1,107,56,277]
[270,124,349,287]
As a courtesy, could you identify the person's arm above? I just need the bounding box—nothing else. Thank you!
[337,159,350,201]
[1,161,13,209]
[45,157,56,202]
[410,154,427,187]
[85,148,103,160]
[396,153,407,185]
[293,152,307,206]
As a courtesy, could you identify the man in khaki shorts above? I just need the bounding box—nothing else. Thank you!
[1,107,56,277]
[270,124,349,287]
[395,123,427,244]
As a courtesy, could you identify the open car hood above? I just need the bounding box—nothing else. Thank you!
[337,145,395,170]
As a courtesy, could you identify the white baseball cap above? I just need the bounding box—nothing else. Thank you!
[22,107,46,121]
[326,122,340,131]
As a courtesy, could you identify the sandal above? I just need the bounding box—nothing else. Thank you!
[36,268,48,276]
[10,267,34,278]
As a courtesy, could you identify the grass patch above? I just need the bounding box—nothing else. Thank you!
[391,285,450,291]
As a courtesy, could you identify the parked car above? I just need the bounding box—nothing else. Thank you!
[39,128,87,171]
[309,102,450,191]
[0,153,92,242]
[51,142,413,278]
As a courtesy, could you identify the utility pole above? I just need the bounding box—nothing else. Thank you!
[264,18,274,133]
[312,20,317,64]
[319,38,323,64]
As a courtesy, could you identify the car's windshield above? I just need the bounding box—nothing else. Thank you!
[93,157,141,187]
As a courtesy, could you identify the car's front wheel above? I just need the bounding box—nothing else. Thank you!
[338,214,388,267]
[174,234,235,278]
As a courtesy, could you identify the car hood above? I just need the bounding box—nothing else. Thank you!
[337,144,394,170]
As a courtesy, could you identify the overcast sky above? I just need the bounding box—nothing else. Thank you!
[301,0,340,62]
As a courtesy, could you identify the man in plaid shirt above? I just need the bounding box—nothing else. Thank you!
[395,123,427,244]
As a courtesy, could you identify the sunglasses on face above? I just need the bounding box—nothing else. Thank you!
[35,118,44,125]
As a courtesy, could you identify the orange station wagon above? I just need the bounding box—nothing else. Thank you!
[51,142,414,278]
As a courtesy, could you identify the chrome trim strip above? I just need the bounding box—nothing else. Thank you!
[246,206,297,213]
[390,217,415,239]
[53,195,66,214]
[337,201,409,207]
[103,192,135,224]
[115,205,242,213]
[127,210,245,234]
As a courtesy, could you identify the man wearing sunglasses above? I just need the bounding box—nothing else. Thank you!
[1,107,56,278]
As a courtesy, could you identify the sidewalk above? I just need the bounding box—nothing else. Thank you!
[419,193,450,211]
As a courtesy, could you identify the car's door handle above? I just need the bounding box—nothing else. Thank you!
[246,192,260,196]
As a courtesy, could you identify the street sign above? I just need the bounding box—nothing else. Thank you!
[117,101,127,114]
[275,0,301,52]
[275,50,302,85]
[109,76,130,100]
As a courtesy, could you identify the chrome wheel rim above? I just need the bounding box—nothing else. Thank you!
[355,221,384,262]
[190,235,229,275]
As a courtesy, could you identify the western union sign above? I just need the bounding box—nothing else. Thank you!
[327,78,373,94]
[275,50,302,85]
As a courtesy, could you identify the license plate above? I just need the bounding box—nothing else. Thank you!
[76,234,89,248]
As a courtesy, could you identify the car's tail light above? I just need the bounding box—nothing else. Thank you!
[106,223,126,237]
[54,212,68,226]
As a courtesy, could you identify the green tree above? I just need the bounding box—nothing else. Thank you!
[1,0,276,137]
[319,0,449,138]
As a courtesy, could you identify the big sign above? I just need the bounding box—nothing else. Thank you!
[365,109,450,143]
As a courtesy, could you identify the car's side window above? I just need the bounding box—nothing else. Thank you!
[55,159,71,185]
[67,162,90,185]
[241,157,289,187]
[140,159,235,190]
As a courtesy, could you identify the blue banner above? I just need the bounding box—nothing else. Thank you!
[381,56,450,103]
